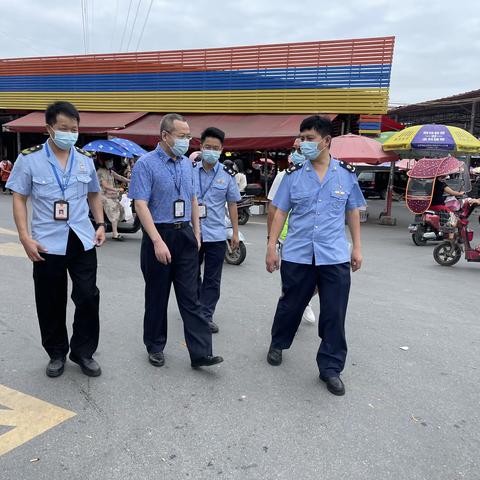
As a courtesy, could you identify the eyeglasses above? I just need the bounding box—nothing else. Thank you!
[164,130,192,141]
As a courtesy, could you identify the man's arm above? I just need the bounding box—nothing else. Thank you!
[135,200,171,264]
[445,186,465,196]
[191,197,201,249]
[346,208,362,272]
[87,192,106,247]
[266,208,288,273]
[227,201,239,249]
[12,193,47,262]
[267,203,277,237]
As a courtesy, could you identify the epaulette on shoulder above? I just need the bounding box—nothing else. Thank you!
[223,165,236,177]
[21,145,42,156]
[286,162,303,175]
[339,161,355,173]
[75,146,93,157]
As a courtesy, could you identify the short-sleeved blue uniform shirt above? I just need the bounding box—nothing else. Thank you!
[128,144,196,223]
[6,141,100,255]
[272,157,366,265]
[193,160,241,242]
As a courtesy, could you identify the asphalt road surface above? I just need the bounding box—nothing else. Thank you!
[0,194,479,480]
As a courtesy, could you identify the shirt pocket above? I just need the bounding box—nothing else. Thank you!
[291,191,312,214]
[76,174,91,198]
[32,176,57,199]
[210,182,228,202]
[329,191,349,210]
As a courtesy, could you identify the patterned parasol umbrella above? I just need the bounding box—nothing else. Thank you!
[383,124,480,153]
[82,139,133,158]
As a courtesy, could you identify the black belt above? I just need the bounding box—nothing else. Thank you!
[155,221,190,230]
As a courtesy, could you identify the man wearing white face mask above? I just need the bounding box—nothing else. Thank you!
[6,101,106,378]
[193,127,241,333]
[129,114,223,369]
[266,115,366,396]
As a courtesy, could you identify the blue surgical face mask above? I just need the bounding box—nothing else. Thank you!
[300,141,321,160]
[202,150,221,165]
[52,130,78,150]
[290,150,305,164]
[166,132,190,157]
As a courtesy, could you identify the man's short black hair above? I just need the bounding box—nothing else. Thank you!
[45,101,80,126]
[201,127,225,145]
[299,115,333,137]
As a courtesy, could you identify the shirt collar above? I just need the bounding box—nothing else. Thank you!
[200,160,219,174]
[44,140,75,170]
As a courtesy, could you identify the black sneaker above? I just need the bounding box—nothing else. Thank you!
[46,357,66,378]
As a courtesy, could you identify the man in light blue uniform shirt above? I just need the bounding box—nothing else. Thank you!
[266,115,366,396]
[193,127,241,334]
[129,113,223,369]
[6,101,106,378]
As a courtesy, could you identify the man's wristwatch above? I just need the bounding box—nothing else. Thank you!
[96,222,106,229]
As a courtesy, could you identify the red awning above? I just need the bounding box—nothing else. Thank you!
[2,111,147,134]
[108,113,337,150]
[381,115,404,132]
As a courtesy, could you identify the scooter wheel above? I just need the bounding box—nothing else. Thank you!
[238,209,250,225]
[412,227,427,246]
[433,241,461,266]
[224,241,247,265]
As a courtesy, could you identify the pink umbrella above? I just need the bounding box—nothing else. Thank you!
[330,133,399,165]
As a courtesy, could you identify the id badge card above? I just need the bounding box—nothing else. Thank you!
[174,199,185,218]
[198,204,208,219]
[54,200,69,221]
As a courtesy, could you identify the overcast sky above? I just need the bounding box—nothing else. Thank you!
[0,0,478,106]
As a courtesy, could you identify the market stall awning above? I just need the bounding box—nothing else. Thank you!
[107,113,337,150]
[2,111,147,134]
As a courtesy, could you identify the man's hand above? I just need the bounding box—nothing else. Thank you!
[351,248,363,272]
[195,231,201,251]
[21,236,47,262]
[153,239,172,264]
[231,232,240,250]
[266,246,280,273]
[95,226,106,247]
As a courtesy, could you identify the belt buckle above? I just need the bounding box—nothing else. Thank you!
[173,222,183,230]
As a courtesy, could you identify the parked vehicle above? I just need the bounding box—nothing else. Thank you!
[357,170,408,199]
[409,211,444,245]
[224,213,246,265]
[433,201,480,266]
[237,194,254,225]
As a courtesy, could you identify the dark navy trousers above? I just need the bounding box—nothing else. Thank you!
[198,240,227,322]
[271,260,351,377]
[141,225,212,361]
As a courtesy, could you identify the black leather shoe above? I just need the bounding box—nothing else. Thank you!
[320,375,345,396]
[191,355,224,368]
[267,346,282,366]
[69,353,102,377]
[46,357,65,378]
[209,321,219,334]
[148,351,165,367]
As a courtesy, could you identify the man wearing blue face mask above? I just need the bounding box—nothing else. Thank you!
[129,114,223,369]
[6,101,106,378]
[193,127,241,333]
[265,115,366,396]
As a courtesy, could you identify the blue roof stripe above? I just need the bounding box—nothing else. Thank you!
[0,64,391,92]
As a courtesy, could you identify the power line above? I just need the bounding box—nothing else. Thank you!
[119,0,134,52]
[110,0,120,52]
[126,0,143,52]
[135,0,154,52]
[80,0,87,54]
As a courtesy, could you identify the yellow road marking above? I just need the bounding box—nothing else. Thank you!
[0,242,27,258]
[0,384,76,456]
